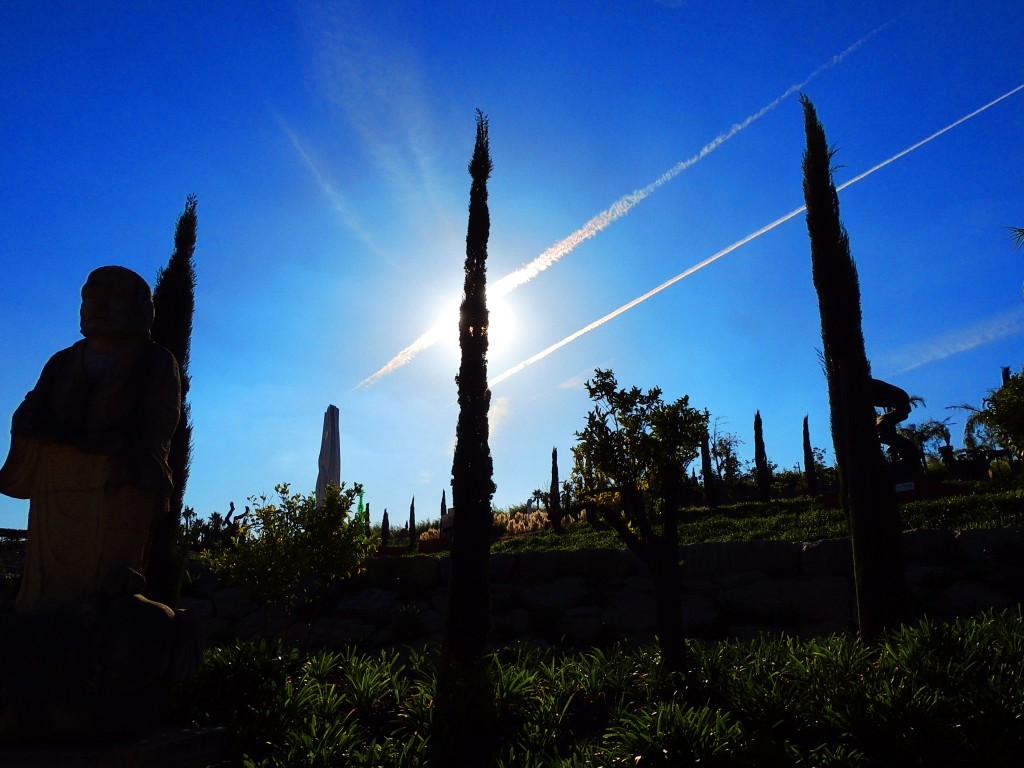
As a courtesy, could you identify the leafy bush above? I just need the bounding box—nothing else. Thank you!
[199,483,376,613]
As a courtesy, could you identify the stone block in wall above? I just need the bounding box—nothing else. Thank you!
[624,575,654,593]
[517,551,576,582]
[361,556,404,585]
[680,594,718,635]
[333,587,400,619]
[601,588,658,633]
[680,576,719,598]
[570,548,641,581]
[801,537,853,578]
[955,527,1024,561]
[489,553,518,583]
[716,576,852,630]
[683,540,801,579]
[405,555,439,587]
[943,579,1017,615]
[716,570,769,589]
[901,528,957,564]
[904,564,963,594]
[522,576,590,612]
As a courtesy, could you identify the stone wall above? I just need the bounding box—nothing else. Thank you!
[179,526,1024,650]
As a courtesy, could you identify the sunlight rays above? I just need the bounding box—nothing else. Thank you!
[357,25,893,388]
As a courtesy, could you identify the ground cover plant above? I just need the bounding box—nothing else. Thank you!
[169,608,1024,767]
[489,488,1024,554]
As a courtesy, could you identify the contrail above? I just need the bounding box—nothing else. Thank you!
[490,21,892,298]
[357,25,891,389]
[491,82,1024,388]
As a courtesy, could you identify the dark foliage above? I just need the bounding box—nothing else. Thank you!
[754,410,772,503]
[549,447,564,532]
[803,415,819,496]
[147,194,197,607]
[438,110,497,767]
[801,95,905,642]
[574,368,706,676]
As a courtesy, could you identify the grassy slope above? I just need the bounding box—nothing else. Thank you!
[491,488,1024,554]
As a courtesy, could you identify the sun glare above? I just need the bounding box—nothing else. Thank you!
[433,290,517,361]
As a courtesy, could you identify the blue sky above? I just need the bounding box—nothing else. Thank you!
[2,1,1022,528]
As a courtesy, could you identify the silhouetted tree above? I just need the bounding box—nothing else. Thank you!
[147,194,197,607]
[700,418,718,508]
[801,94,905,642]
[574,368,706,676]
[753,410,772,502]
[803,416,819,496]
[407,496,416,551]
[440,489,447,518]
[381,509,390,548]
[436,111,497,767]
[549,447,564,532]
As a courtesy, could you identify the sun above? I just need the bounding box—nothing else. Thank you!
[432,290,518,361]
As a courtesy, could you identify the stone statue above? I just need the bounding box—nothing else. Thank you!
[0,266,196,744]
[870,377,921,477]
[0,266,180,612]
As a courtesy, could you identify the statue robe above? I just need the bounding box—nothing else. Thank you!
[0,339,179,612]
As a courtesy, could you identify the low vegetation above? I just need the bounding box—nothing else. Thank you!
[170,608,1024,767]
[490,487,1024,554]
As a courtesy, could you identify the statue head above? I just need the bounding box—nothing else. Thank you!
[80,266,154,342]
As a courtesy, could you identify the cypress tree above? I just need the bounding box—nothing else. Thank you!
[700,417,718,508]
[408,496,416,551]
[549,447,563,532]
[147,194,197,607]
[436,110,497,767]
[753,410,772,502]
[381,509,390,548]
[440,489,448,518]
[803,415,819,496]
[801,95,905,642]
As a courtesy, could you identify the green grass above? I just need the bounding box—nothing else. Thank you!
[170,608,1024,767]
[490,488,1024,554]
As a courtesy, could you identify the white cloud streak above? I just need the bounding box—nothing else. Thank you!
[884,306,1024,375]
[491,82,1024,387]
[359,26,891,387]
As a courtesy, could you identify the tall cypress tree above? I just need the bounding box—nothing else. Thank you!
[147,194,197,606]
[700,418,718,508]
[436,110,496,767]
[549,446,563,532]
[801,95,905,642]
[803,415,819,496]
[407,496,416,552]
[753,410,772,502]
[381,509,390,548]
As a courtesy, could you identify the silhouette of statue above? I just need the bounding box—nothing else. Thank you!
[0,265,180,612]
[0,266,196,745]
[869,378,921,477]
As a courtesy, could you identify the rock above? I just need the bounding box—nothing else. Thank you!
[601,588,658,633]
[801,537,852,578]
[684,540,802,579]
[522,576,590,612]
[901,528,957,564]
[717,577,852,628]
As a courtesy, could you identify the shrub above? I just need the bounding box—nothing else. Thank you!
[199,482,376,614]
